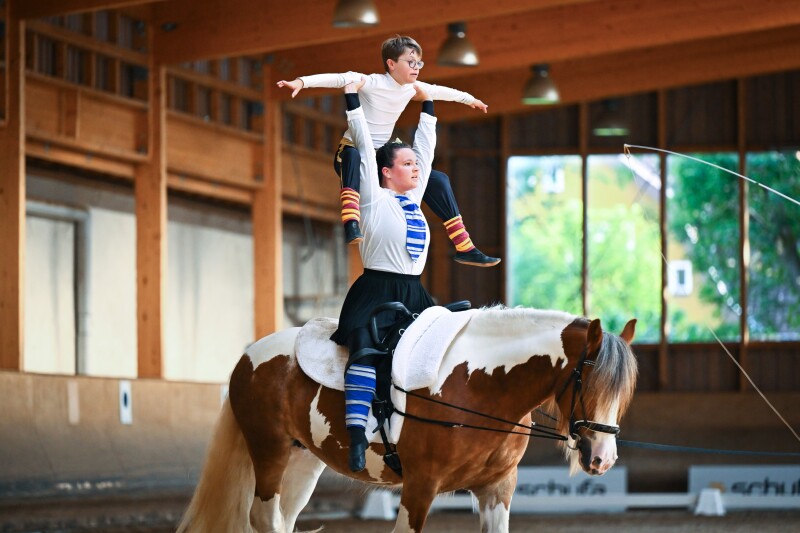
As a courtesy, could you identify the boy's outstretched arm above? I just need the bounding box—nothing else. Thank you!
[414,81,487,113]
[276,78,303,98]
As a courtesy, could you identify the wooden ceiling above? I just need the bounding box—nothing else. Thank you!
[12,0,800,121]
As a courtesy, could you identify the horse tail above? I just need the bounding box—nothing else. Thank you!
[177,397,255,533]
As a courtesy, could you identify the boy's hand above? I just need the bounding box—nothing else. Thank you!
[276,79,304,98]
[344,77,367,93]
[470,99,488,113]
[412,84,430,102]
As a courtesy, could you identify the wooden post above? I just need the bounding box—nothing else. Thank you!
[657,89,669,391]
[578,102,589,318]
[134,54,167,379]
[737,78,750,391]
[253,63,283,339]
[0,7,25,370]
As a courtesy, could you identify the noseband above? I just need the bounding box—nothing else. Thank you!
[556,345,621,441]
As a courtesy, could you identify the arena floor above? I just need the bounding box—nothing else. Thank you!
[6,508,800,533]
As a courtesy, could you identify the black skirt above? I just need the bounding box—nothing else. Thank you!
[331,268,435,347]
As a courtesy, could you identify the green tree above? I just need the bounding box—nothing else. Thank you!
[668,151,800,340]
[746,152,800,339]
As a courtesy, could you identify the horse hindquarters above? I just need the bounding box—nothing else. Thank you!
[176,399,255,533]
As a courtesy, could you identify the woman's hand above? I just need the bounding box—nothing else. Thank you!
[412,83,430,102]
[276,79,304,98]
[344,77,367,93]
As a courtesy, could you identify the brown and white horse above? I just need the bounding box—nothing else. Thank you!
[177,307,637,533]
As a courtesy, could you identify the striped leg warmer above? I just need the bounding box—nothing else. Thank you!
[444,215,476,253]
[340,188,361,224]
[344,364,376,430]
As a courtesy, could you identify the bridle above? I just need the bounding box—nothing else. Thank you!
[556,344,621,442]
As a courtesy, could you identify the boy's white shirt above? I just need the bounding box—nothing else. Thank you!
[346,104,437,275]
[299,71,473,148]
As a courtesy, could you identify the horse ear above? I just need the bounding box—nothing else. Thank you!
[587,318,603,349]
[620,319,637,344]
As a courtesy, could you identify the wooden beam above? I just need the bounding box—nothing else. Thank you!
[253,64,283,338]
[12,0,167,20]
[409,25,800,124]
[135,59,167,379]
[153,0,593,65]
[273,0,800,98]
[0,10,25,371]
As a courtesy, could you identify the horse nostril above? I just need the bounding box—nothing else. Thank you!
[592,456,602,467]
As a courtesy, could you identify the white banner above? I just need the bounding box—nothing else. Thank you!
[689,465,800,496]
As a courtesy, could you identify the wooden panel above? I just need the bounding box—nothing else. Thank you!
[588,92,658,150]
[166,112,261,186]
[447,154,504,307]
[746,71,800,148]
[0,14,25,371]
[80,90,146,151]
[25,78,62,136]
[667,81,738,147]
[507,105,579,151]
[280,147,338,212]
[631,344,659,392]
[26,76,148,159]
[668,344,740,392]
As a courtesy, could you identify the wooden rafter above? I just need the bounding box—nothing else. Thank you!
[398,25,800,124]
[11,0,167,19]
[272,0,800,99]
[152,0,594,65]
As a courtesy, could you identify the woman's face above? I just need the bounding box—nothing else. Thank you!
[383,147,419,192]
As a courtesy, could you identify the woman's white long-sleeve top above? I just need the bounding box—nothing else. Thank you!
[301,72,468,148]
[347,105,437,275]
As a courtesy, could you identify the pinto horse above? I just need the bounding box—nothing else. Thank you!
[177,306,637,533]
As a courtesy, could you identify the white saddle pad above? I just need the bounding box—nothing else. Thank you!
[295,306,475,443]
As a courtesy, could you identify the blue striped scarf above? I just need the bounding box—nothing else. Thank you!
[395,194,426,262]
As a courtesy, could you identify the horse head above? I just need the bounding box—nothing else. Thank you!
[553,317,638,476]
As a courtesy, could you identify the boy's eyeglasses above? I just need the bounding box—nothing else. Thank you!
[398,59,425,69]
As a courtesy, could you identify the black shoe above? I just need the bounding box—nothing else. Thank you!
[454,249,501,267]
[344,220,363,245]
[348,428,368,472]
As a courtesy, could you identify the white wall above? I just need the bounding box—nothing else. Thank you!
[163,205,254,382]
[24,216,76,374]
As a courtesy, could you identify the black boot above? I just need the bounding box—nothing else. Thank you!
[454,248,501,267]
[348,427,368,472]
[344,220,363,245]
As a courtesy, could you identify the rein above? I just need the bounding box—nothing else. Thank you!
[392,383,567,441]
[391,343,621,442]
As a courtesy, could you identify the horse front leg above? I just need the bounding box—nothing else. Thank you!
[472,470,517,533]
[392,477,439,533]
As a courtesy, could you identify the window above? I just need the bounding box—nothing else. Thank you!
[587,154,661,342]
[666,153,741,341]
[746,151,800,340]
[506,156,583,315]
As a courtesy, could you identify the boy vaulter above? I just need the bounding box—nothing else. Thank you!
[277,35,500,267]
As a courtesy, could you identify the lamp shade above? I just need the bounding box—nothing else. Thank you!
[593,99,630,136]
[522,64,559,105]
[437,22,479,67]
[332,0,380,27]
